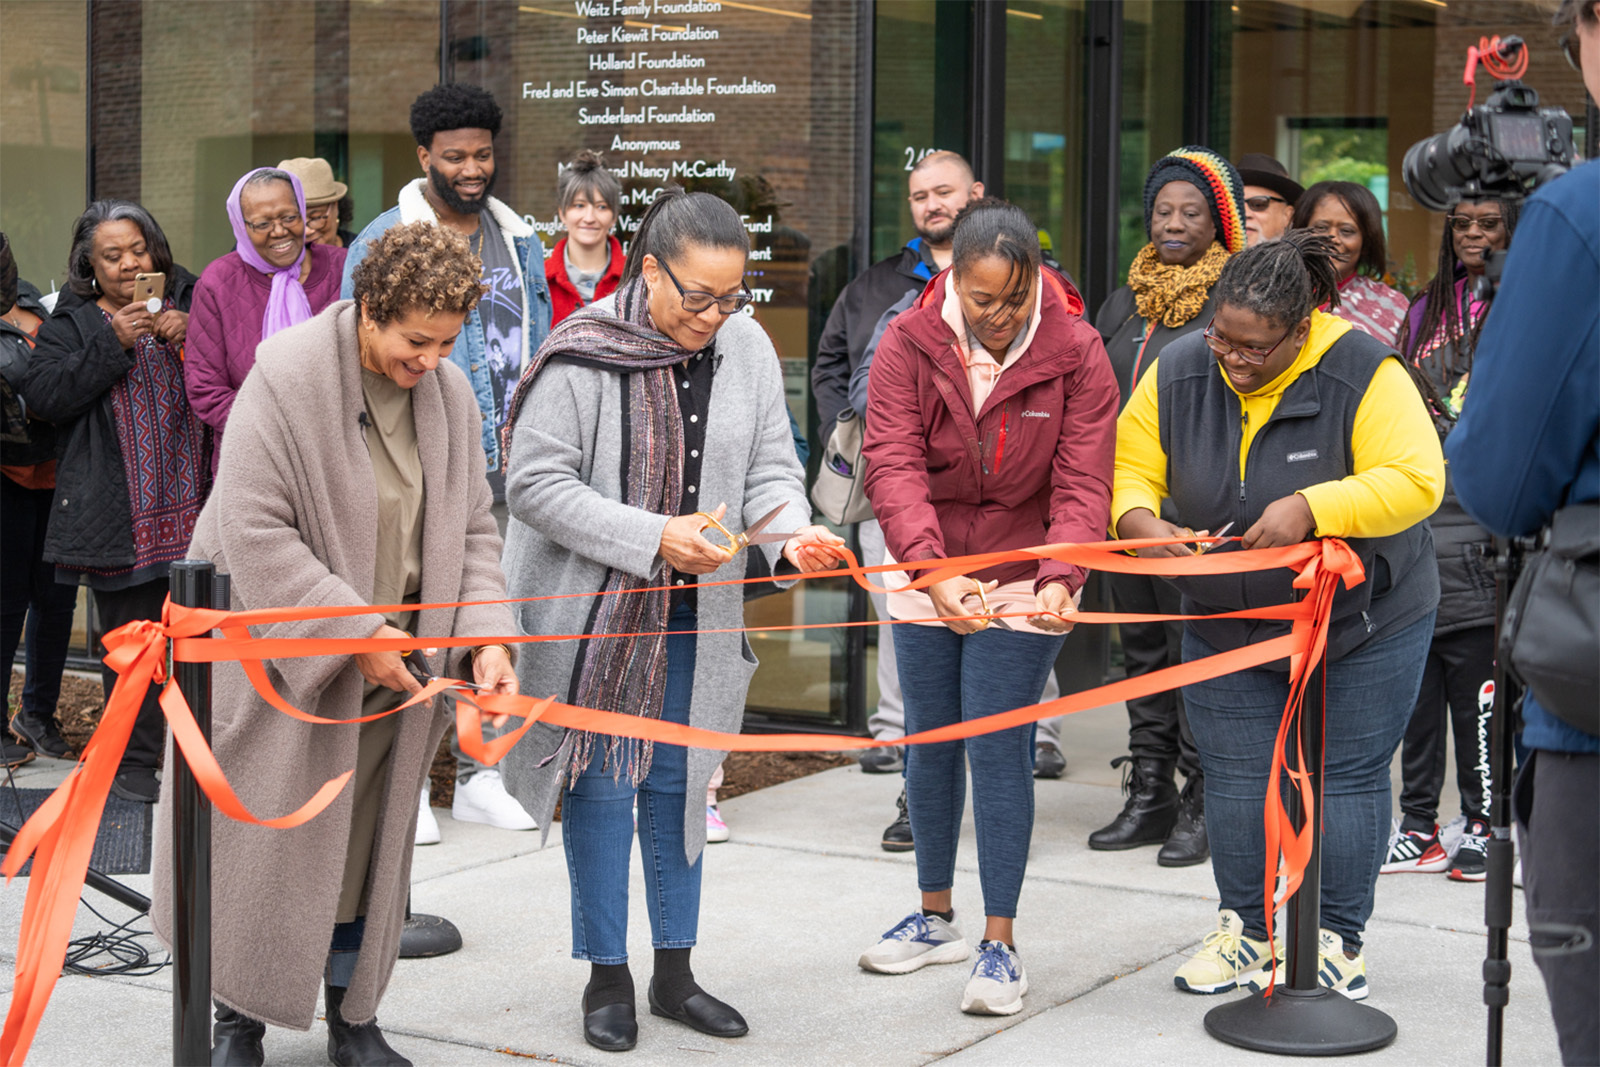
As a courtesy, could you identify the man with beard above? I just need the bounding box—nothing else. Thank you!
[811,152,982,848]
[343,82,548,836]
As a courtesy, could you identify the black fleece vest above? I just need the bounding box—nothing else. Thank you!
[1156,327,1438,664]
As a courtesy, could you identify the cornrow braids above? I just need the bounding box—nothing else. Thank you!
[1211,228,1342,330]
[351,220,485,326]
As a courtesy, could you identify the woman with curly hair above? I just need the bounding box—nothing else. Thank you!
[151,221,520,1067]
[1292,181,1409,343]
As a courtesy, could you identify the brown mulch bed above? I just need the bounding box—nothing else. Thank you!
[13,672,856,812]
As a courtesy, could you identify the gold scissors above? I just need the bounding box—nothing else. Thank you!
[1189,521,1236,554]
[696,504,801,557]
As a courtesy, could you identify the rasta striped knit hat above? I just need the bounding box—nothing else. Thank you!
[1142,146,1247,255]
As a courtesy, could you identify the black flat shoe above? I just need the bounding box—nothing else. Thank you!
[582,998,638,1052]
[647,980,748,1038]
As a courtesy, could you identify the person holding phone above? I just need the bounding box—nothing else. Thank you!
[185,166,347,476]
[150,222,518,1065]
[20,200,203,804]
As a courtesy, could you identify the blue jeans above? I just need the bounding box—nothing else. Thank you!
[562,606,699,963]
[895,622,1066,919]
[1182,612,1435,947]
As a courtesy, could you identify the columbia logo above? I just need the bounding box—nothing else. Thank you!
[1287,449,1319,462]
[1021,410,1051,419]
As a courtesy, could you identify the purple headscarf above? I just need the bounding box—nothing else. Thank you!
[226,167,314,339]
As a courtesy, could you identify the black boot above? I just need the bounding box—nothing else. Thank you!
[211,1002,265,1067]
[1087,756,1179,850]
[881,786,913,853]
[324,983,412,1066]
[1157,774,1209,867]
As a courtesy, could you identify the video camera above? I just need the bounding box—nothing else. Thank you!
[1402,35,1576,211]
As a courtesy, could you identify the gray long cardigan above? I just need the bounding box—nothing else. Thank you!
[498,301,809,862]
[151,302,515,1030]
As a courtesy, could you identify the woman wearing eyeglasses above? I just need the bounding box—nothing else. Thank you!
[185,167,347,475]
[1089,147,1248,870]
[1114,230,1444,1001]
[1292,181,1409,344]
[1380,196,1519,881]
[497,187,842,1052]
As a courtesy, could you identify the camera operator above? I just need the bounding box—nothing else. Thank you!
[1446,2,1599,1061]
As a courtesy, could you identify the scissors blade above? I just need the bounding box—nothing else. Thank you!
[1195,521,1236,553]
[741,504,802,545]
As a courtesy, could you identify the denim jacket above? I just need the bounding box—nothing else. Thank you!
[342,179,552,470]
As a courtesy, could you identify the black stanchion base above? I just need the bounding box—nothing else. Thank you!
[1205,987,1397,1056]
[399,913,462,958]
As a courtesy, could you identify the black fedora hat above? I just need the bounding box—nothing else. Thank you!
[1235,153,1305,205]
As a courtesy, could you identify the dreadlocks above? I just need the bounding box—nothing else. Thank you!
[1210,228,1342,329]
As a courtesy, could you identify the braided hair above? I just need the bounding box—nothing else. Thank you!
[1210,228,1341,329]
[1395,198,1520,367]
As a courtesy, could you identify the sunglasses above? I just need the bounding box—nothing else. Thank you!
[1202,317,1295,366]
[1446,214,1504,234]
[658,259,754,315]
[1243,194,1288,212]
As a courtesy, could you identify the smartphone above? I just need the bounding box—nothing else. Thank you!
[132,272,165,309]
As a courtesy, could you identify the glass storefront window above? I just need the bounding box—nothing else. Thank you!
[88,1,439,275]
[1217,1,1590,297]
[1115,0,1189,289]
[2,0,87,294]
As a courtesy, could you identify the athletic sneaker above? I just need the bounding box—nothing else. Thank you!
[961,940,1028,1015]
[1173,909,1282,994]
[1380,821,1450,874]
[858,911,970,974]
[1440,813,1469,857]
[415,786,441,846]
[1449,818,1490,882]
[706,803,730,843]
[1317,929,1370,1001]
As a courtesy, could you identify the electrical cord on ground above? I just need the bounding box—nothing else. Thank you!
[3,757,171,978]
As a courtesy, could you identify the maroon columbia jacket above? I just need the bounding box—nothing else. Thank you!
[861,266,1119,593]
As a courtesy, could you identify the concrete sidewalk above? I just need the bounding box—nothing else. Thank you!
[1,701,1562,1065]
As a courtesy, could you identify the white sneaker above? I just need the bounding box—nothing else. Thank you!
[415,786,441,846]
[961,940,1028,1015]
[1173,909,1283,994]
[858,911,970,974]
[451,769,537,830]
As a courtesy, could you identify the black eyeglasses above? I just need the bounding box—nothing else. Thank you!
[1560,30,1582,74]
[1202,317,1295,366]
[244,213,303,235]
[1243,194,1288,212]
[1446,214,1504,234]
[658,259,754,315]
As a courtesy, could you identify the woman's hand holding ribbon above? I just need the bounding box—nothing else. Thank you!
[1241,493,1316,550]
[782,525,848,573]
[1029,581,1077,634]
[471,645,517,728]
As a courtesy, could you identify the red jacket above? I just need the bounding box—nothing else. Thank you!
[862,267,1118,592]
[545,235,624,325]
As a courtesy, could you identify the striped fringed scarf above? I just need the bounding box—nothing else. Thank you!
[502,276,693,786]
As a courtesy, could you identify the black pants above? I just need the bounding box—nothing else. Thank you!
[1397,625,1494,829]
[1516,749,1599,1066]
[0,477,79,723]
[92,578,168,772]
[1109,571,1199,779]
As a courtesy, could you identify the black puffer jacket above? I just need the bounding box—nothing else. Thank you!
[1411,335,1495,634]
[20,268,197,573]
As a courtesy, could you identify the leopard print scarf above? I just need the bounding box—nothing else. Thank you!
[1127,241,1230,329]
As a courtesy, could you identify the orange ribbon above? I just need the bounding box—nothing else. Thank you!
[0,536,1360,1062]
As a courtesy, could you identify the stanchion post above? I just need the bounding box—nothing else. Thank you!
[1203,642,1399,1055]
[170,561,215,1067]
[1483,537,1524,1065]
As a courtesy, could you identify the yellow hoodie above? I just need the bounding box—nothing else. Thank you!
[1112,310,1444,539]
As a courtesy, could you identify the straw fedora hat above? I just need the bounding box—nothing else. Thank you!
[277,157,348,207]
